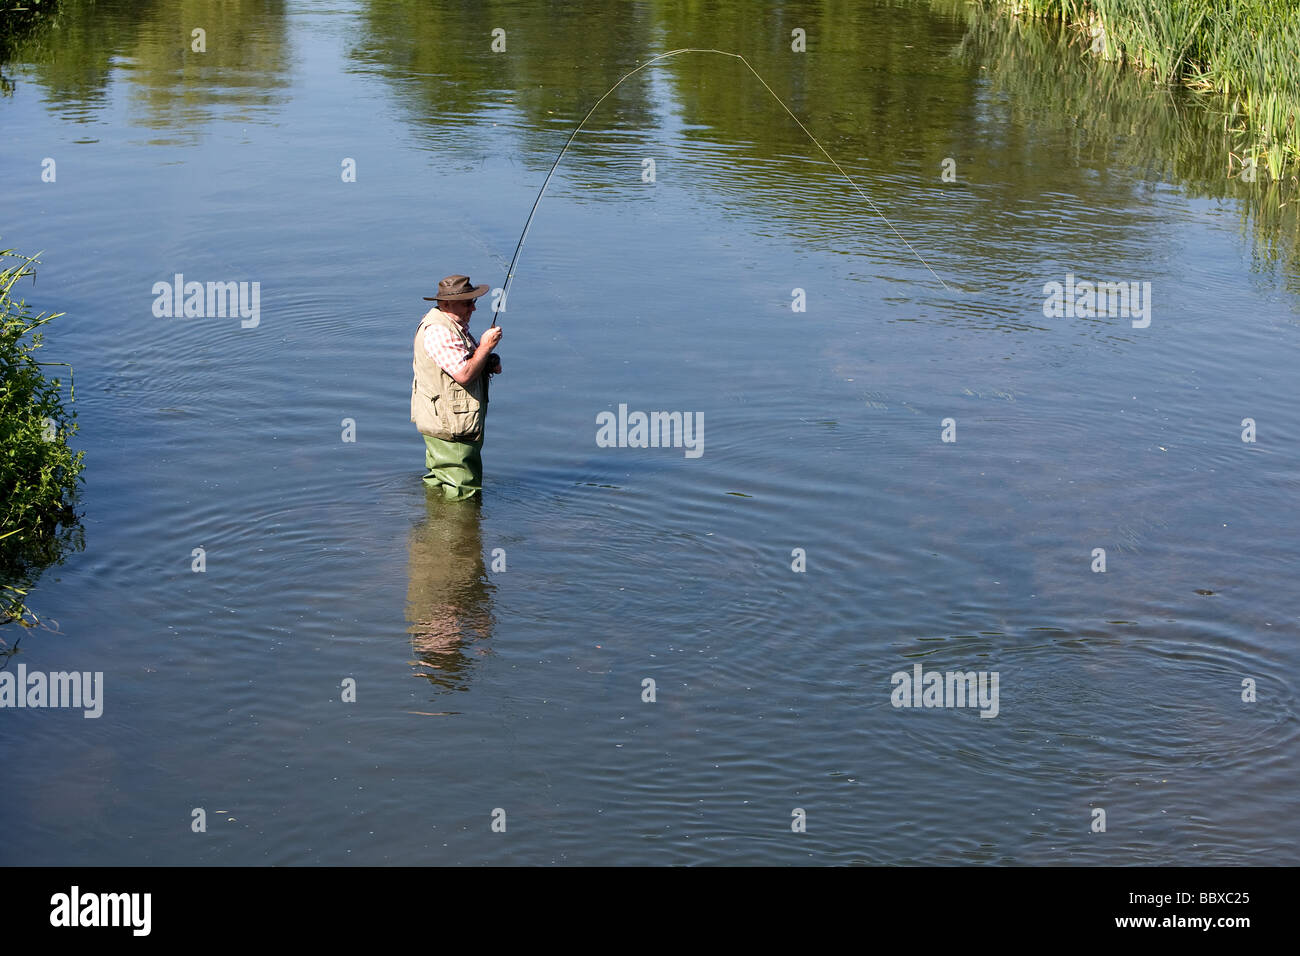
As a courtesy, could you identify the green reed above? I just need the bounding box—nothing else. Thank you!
[932,0,1300,275]
[973,0,1300,181]
[0,246,84,630]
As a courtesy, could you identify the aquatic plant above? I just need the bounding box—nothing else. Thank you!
[974,0,1300,181]
[0,246,84,629]
[0,0,59,68]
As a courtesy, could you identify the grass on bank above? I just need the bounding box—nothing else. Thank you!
[0,0,59,65]
[985,0,1300,181]
[1,246,83,630]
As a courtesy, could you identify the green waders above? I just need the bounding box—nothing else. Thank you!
[422,434,484,500]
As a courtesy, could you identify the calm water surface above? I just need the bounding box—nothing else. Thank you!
[1,0,1297,864]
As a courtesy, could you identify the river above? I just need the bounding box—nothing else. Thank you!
[1,0,1296,864]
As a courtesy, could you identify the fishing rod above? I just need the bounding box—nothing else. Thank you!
[490,47,950,328]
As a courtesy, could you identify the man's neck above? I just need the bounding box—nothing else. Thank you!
[438,306,470,329]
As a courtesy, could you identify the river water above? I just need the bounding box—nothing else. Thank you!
[2,0,1297,865]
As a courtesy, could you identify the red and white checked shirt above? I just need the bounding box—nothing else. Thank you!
[423,309,479,377]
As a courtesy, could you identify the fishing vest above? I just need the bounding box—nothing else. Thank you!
[410,308,489,442]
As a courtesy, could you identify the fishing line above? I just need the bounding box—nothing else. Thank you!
[491,46,951,326]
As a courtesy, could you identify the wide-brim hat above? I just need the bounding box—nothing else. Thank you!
[424,274,490,301]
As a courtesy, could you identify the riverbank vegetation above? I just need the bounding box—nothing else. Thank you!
[1,247,84,630]
[0,0,58,66]
[931,0,1300,276]
[981,1,1300,182]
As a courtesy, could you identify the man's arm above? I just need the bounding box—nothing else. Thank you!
[450,326,503,386]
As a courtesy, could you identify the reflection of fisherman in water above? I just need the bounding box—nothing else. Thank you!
[405,490,495,693]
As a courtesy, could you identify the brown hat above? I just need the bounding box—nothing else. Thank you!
[424,275,490,301]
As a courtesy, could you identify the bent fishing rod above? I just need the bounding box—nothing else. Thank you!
[490,47,951,328]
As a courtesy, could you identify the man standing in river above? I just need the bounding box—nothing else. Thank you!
[411,275,503,500]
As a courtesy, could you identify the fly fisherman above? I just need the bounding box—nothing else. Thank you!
[410,275,503,499]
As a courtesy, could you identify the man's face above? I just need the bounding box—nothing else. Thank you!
[442,298,475,321]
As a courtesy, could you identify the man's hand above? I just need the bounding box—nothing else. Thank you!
[450,326,503,386]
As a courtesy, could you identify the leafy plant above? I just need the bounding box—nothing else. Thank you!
[0,245,84,630]
[971,0,1300,182]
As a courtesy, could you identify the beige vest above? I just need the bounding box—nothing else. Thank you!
[411,308,489,442]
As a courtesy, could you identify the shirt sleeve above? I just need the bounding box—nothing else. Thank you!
[425,325,478,377]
